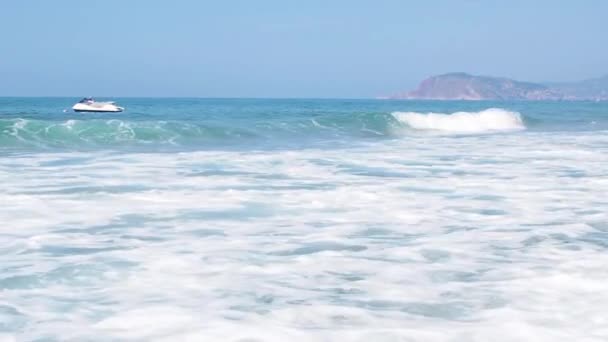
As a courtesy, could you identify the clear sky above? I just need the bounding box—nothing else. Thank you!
[1,0,606,98]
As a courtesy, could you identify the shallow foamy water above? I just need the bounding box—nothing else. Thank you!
[2,129,608,341]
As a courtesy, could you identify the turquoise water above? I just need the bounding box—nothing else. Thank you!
[1,98,607,150]
[1,98,608,341]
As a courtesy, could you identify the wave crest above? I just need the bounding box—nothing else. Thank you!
[392,108,525,133]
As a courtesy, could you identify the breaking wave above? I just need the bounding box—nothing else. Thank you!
[392,108,526,133]
[1,109,528,150]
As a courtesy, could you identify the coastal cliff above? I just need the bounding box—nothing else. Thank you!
[388,73,608,101]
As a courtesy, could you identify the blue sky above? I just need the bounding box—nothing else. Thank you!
[1,0,606,97]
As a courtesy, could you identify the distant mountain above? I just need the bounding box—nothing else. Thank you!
[388,72,608,101]
[547,75,608,100]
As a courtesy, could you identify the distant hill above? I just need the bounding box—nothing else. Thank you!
[547,75,608,100]
[388,73,608,101]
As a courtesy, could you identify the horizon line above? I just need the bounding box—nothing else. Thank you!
[1,96,606,103]
[0,95,378,100]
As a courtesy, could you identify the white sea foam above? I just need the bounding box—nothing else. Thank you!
[2,130,608,341]
[392,108,526,133]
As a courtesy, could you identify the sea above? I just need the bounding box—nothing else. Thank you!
[1,98,607,341]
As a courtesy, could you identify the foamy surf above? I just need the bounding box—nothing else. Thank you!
[3,99,608,341]
[392,108,526,133]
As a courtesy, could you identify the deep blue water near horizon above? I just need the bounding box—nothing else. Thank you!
[1,98,608,341]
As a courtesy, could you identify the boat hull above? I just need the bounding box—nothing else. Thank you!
[73,108,124,113]
[72,103,124,113]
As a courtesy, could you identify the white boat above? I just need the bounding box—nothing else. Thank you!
[72,98,124,113]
